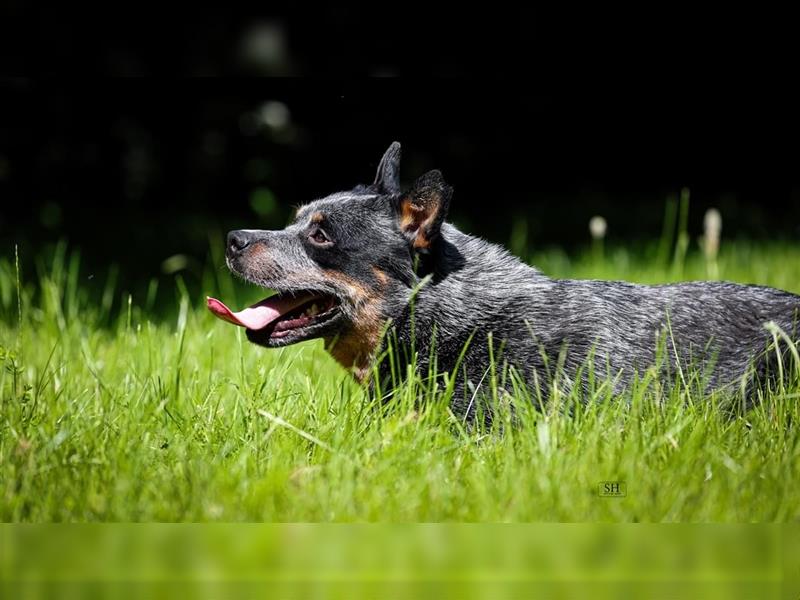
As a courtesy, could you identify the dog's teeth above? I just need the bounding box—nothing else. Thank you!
[308,303,319,316]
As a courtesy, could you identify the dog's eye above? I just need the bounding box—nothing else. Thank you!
[309,228,332,246]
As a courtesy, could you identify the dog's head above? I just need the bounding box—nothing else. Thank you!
[208,142,453,378]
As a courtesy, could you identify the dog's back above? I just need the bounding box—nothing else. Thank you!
[388,223,800,412]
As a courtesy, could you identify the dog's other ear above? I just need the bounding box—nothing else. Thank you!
[373,141,402,194]
[396,170,453,251]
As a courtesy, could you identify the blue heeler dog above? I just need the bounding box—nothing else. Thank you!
[209,142,800,416]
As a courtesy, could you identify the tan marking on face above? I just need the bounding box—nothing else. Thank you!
[239,241,287,281]
[242,241,270,270]
[323,270,388,382]
[310,212,324,224]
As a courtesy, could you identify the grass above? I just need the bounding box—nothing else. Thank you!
[1,233,800,522]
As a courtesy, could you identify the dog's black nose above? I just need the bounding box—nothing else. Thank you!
[227,230,252,256]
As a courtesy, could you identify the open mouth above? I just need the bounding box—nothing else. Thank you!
[207,290,342,345]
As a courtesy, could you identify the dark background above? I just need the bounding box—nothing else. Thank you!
[1,11,799,291]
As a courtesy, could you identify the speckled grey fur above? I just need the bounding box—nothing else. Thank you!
[227,142,800,416]
[387,222,800,414]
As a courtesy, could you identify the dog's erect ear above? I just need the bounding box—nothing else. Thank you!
[396,170,452,251]
[373,142,402,194]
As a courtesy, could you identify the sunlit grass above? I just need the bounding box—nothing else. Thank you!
[1,235,799,522]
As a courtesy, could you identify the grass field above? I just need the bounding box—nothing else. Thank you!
[2,230,800,522]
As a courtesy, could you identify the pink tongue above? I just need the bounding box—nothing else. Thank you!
[207,292,315,330]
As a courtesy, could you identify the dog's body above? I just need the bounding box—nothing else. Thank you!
[209,143,800,414]
[388,223,800,412]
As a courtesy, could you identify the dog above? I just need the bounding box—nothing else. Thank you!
[209,142,800,416]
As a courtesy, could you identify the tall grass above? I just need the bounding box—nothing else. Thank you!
[1,229,800,521]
